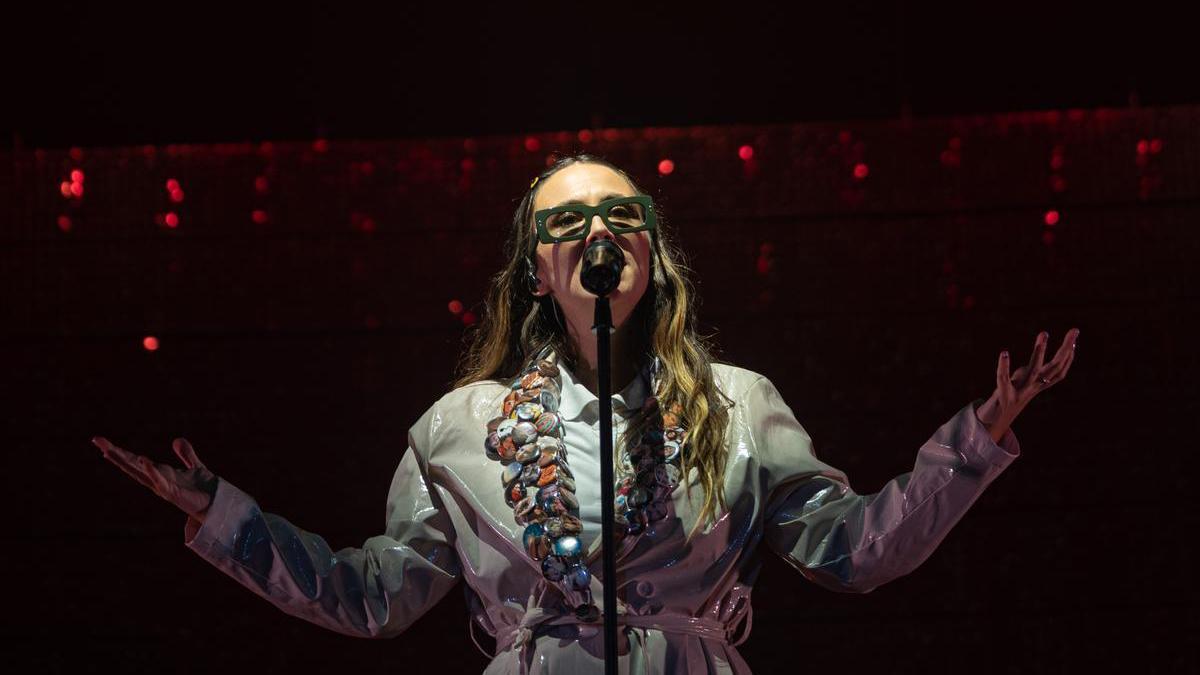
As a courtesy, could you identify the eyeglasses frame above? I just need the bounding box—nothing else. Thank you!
[533,195,657,245]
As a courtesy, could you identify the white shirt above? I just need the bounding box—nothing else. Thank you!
[555,361,650,551]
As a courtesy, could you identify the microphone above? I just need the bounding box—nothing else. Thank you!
[580,239,625,297]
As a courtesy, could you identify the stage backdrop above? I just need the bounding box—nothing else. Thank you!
[2,105,1194,672]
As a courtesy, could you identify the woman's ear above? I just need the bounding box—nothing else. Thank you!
[526,257,547,296]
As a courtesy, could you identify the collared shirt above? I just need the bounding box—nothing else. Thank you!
[555,360,650,551]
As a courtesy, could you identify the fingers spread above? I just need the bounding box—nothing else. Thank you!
[1046,345,1075,381]
[1030,332,1047,371]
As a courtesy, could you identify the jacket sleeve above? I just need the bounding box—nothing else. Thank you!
[750,376,1020,594]
[181,401,461,637]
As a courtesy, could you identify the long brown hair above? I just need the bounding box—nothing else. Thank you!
[451,152,733,541]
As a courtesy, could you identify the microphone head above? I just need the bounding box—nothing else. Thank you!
[580,239,625,296]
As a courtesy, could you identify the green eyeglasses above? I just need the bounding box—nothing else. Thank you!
[534,195,657,244]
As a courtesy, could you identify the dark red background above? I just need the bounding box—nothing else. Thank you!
[3,1,1195,673]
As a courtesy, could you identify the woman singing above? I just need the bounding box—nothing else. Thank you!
[93,152,1078,674]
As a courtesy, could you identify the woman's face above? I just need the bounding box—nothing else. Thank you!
[530,162,652,335]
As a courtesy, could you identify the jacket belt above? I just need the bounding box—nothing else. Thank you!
[493,599,753,675]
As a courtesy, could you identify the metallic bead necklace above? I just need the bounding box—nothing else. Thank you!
[483,345,686,617]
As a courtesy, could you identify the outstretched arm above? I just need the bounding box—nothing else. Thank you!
[751,376,1020,594]
[183,404,461,638]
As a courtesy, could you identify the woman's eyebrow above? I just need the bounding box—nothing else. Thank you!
[552,192,630,208]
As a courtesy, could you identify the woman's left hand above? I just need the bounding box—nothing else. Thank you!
[979,328,1079,443]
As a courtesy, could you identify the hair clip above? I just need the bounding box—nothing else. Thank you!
[530,175,541,189]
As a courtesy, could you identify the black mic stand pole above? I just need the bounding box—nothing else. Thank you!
[592,294,618,675]
[581,239,624,675]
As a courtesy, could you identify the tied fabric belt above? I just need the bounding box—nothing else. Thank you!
[485,601,753,675]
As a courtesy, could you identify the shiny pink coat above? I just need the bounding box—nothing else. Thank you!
[183,364,1020,673]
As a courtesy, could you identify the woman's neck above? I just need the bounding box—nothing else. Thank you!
[566,320,641,397]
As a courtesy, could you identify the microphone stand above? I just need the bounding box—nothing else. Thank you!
[581,240,623,675]
[593,295,618,675]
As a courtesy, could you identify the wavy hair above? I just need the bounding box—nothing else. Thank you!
[451,152,733,541]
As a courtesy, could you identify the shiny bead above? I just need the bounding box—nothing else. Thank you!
[558,488,579,510]
[513,495,537,523]
[539,492,567,516]
[487,416,506,434]
[628,486,650,508]
[536,483,559,502]
[617,477,634,494]
[655,463,680,488]
[537,360,559,378]
[503,391,521,417]
[552,534,582,558]
[498,437,518,462]
[538,389,559,412]
[536,445,560,467]
[566,563,592,591]
[541,555,568,581]
[496,418,517,440]
[558,473,576,493]
[515,443,541,463]
[521,372,546,390]
[505,479,527,507]
[501,461,523,485]
[524,524,551,560]
[661,441,680,462]
[664,427,683,442]
[518,388,541,403]
[559,513,583,534]
[536,464,559,487]
[519,462,541,485]
[522,522,544,548]
[512,421,538,445]
[516,402,543,421]
[543,517,563,538]
[534,411,561,436]
[615,493,627,510]
[484,432,501,461]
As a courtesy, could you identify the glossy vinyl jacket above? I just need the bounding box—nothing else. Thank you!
[183,363,1021,674]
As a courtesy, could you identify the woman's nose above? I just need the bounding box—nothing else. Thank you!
[584,213,615,246]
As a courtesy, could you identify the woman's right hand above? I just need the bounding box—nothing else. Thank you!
[93,436,219,521]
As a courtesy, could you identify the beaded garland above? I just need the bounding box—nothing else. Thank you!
[484,346,686,617]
